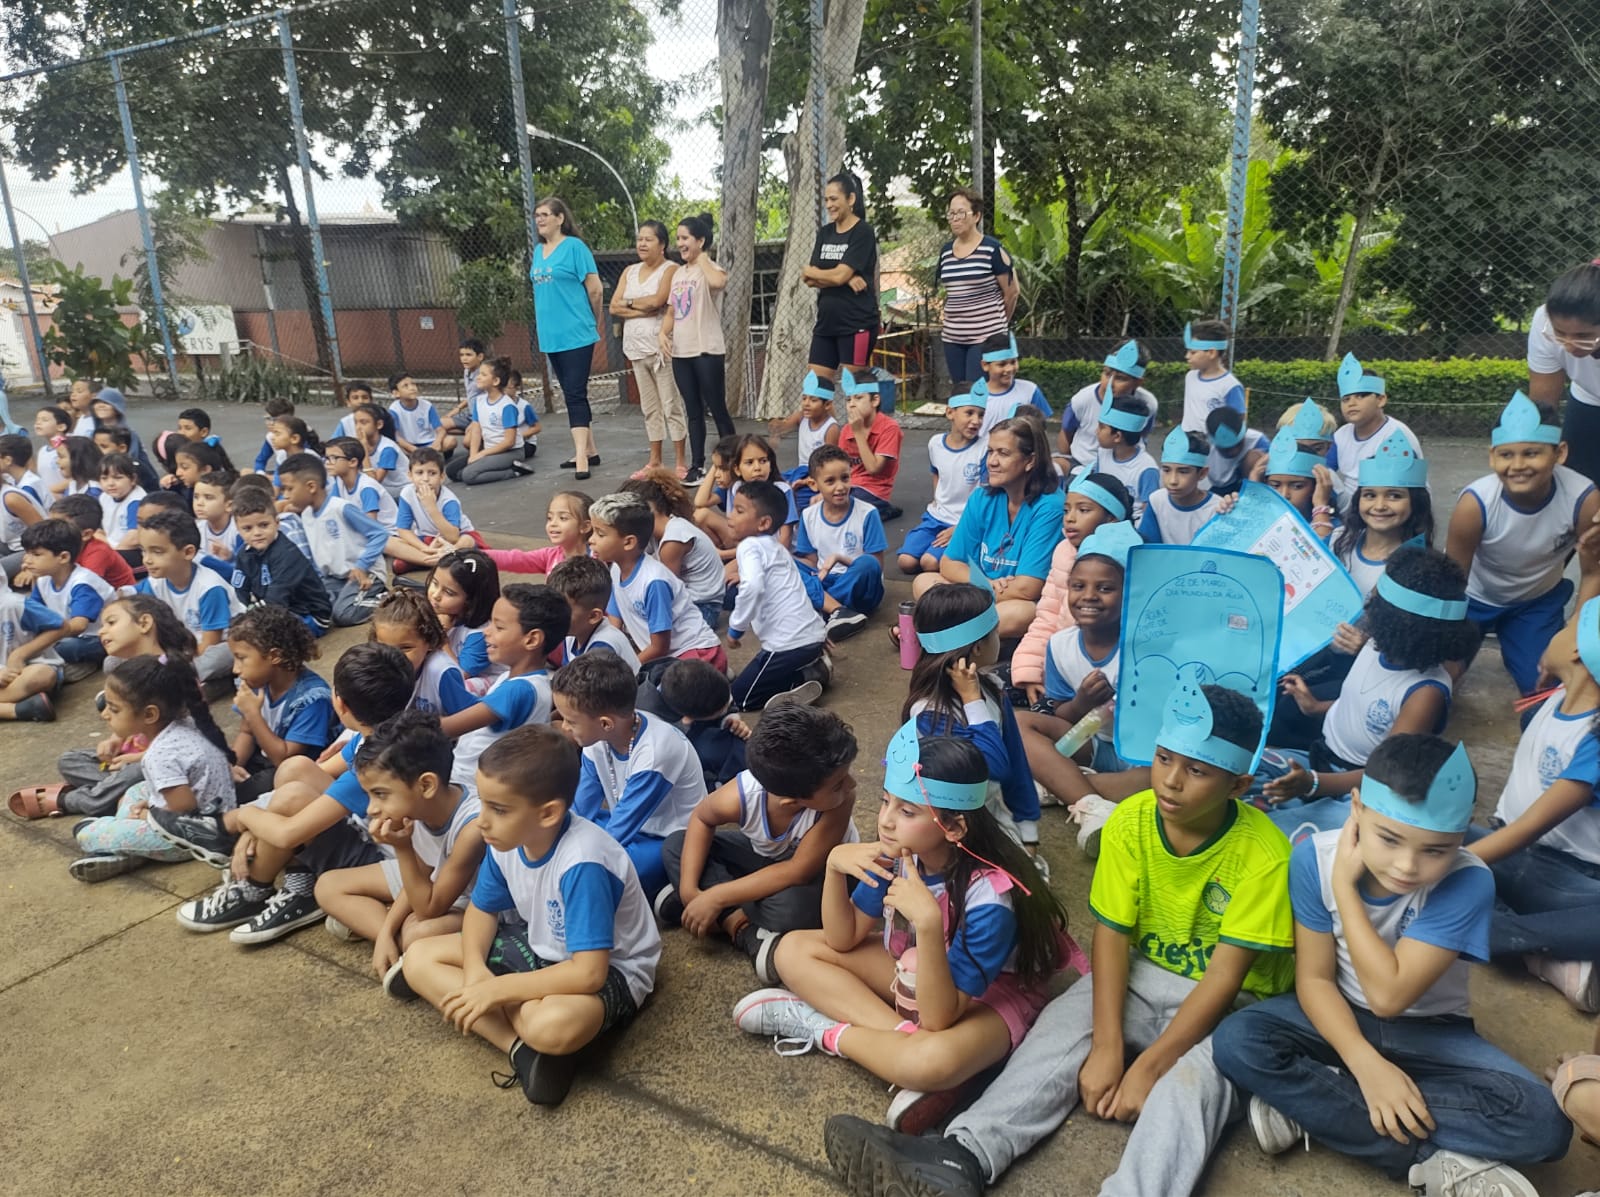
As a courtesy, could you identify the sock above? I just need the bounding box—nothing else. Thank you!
[819,1021,851,1056]
[238,879,273,899]
[283,868,314,896]
[895,1020,917,1034]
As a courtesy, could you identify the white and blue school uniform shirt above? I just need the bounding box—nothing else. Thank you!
[911,694,1042,837]
[2,473,46,549]
[470,811,660,1005]
[409,790,481,878]
[72,413,96,438]
[609,555,720,655]
[1062,383,1158,468]
[976,379,1051,438]
[388,398,441,449]
[0,587,63,665]
[450,669,553,787]
[300,494,392,583]
[1139,489,1221,545]
[1461,466,1593,609]
[945,487,1065,583]
[728,535,827,651]
[734,769,861,858]
[1494,687,1600,866]
[574,712,707,850]
[1094,446,1160,523]
[1181,368,1246,435]
[1330,416,1422,511]
[138,566,242,640]
[563,621,641,676]
[411,649,476,717]
[331,472,398,531]
[449,621,500,682]
[1204,429,1269,493]
[251,667,336,755]
[796,412,838,472]
[32,565,112,634]
[926,433,987,526]
[797,498,887,573]
[396,481,474,540]
[35,448,63,511]
[324,733,387,837]
[658,514,725,609]
[1335,533,1391,601]
[1322,642,1451,768]
[98,485,145,549]
[1044,626,1120,746]
[1292,831,1490,1017]
[475,392,521,454]
[364,436,410,496]
[253,437,281,473]
[63,479,101,500]
[329,412,358,441]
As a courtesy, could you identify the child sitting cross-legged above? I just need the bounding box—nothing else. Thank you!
[276,451,390,626]
[228,482,333,636]
[324,435,398,531]
[1213,735,1571,1195]
[390,448,483,572]
[659,702,859,982]
[796,443,887,642]
[896,388,987,578]
[21,517,114,681]
[225,603,337,805]
[314,708,487,994]
[0,560,66,723]
[551,652,707,898]
[401,724,661,1107]
[136,510,243,686]
[737,724,1073,1134]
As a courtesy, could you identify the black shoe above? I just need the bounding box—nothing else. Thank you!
[823,1115,985,1197]
[880,505,904,522]
[228,888,323,944]
[511,459,536,476]
[559,456,600,469]
[176,880,272,932]
[652,883,684,928]
[146,806,237,868]
[493,1038,579,1106]
[522,442,538,460]
[201,673,235,702]
[574,470,591,481]
[684,466,706,485]
[826,607,869,641]
[733,925,784,985]
[383,957,418,1001]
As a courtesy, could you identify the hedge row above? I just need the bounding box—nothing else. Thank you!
[1018,357,1532,438]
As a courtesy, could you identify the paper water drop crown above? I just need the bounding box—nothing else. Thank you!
[1337,352,1386,397]
[1360,741,1476,834]
[1578,597,1600,683]
[1357,429,1427,489]
[1068,472,1129,521]
[838,367,880,396]
[1184,322,1229,352]
[1289,399,1330,442]
[1099,390,1150,434]
[1154,666,1256,775]
[802,371,834,400]
[1210,418,1244,450]
[1266,428,1324,479]
[915,579,999,654]
[982,334,1019,363]
[947,389,988,411]
[1103,339,1147,379]
[883,719,988,810]
[1491,391,1562,447]
[1075,521,1144,572]
[1161,426,1209,468]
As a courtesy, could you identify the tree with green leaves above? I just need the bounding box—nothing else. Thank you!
[39,260,143,390]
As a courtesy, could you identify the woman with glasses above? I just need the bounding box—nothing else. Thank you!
[936,187,1018,391]
[529,195,604,480]
[802,171,880,383]
[1529,260,1600,485]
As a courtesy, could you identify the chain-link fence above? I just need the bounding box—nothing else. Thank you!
[1,0,1596,434]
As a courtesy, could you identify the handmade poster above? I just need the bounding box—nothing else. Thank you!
[1191,480,1363,669]
[1113,544,1283,771]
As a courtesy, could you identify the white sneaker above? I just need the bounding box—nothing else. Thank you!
[765,680,823,709]
[1067,795,1117,858]
[324,915,354,941]
[1247,1095,1307,1155]
[1407,1150,1539,1197]
[1522,954,1600,1013]
[731,987,836,1055]
[1035,781,1065,808]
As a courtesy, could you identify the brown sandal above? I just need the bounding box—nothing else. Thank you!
[7,783,69,819]
[1550,1052,1600,1147]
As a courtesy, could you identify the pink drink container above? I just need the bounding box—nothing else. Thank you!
[898,600,920,670]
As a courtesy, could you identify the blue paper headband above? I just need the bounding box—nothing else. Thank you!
[1099,390,1149,434]
[802,371,834,400]
[838,367,879,396]
[1492,391,1562,447]
[982,334,1019,363]
[1376,571,1467,622]
[1075,521,1143,571]
[883,720,988,811]
[1184,322,1228,352]
[1209,420,1244,450]
[1067,473,1129,521]
[1266,428,1324,479]
[1161,426,1209,468]
[1360,741,1476,834]
[1154,666,1256,775]
[1337,352,1386,397]
[1358,428,1427,489]
[916,588,999,654]
[1103,340,1146,379]
[947,389,987,411]
[1580,597,1600,682]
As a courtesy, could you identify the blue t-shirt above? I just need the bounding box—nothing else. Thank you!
[945,486,1065,581]
[851,862,1018,997]
[530,237,600,353]
[328,732,369,815]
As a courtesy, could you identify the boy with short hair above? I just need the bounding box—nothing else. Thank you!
[191,469,240,575]
[52,493,135,592]
[796,443,887,639]
[973,333,1051,437]
[228,485,332,635]
[659,703,858,981]
[1139,428,1221,545]
[897,389,987,576]
[552,652,707,896]
[22,517,112,678]
[1060,339,1158,470]
[97,452,146,557]
[826,682,1295,1197]
[33,404,71,506]
[1179,319,1245,435]
[640,659,750,789]
[548,555,640,675]
[0,561,65,722]
[387,371,442,456]
[400,724,660,1107]
[1203,407,1269,496]
[836,367,904,522]
[328,380,375,441]
[1094,392,1161,523]
[324,435,398,530]
[175,407,220,448]
[251,395,296,474]
[0,433,47,578]
[136,510,243,681]
[1330,352,1422,513]
[726,480,830,711]
[391,447,478,568]
[275,451,390,627]
[1212,734,1570,1195]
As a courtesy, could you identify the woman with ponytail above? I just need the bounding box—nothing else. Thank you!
[660,212,734,483]
[803,171,880,383]
[1529,259,1600,484]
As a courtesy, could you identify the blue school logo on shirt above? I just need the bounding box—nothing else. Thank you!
[1364,698,1392,738]
[631,598,648,617]
[1538,744,1563,789]
[545,898,566,943]
[324,519,342,540]
[963,460,983,483]
[844,531,860,553]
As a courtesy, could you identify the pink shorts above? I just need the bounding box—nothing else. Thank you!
[677,644,729,673]
[974,973,1051,1049]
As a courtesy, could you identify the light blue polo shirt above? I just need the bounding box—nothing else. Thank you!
[945,485,1065,581]
[529,237,601,353]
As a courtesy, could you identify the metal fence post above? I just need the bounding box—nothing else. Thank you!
[503,0,546,392]
[810,0,825,221]
[1219,0,1260,348]
[109,53,182,396]
[970,0,983,188]
[277,12,343,387]
[0,147,53,396]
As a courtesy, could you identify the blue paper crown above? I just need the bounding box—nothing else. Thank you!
[1580,597,1600,683]
[802,371,834,400]
[1358,428,1427,489]
[1375,571,1467,622]
[982,334,1019,364]
[1492,391,1562,447]
[1103,340,1146,379]
[1154,664,1256,775]
[1161,426,1209,468]
[1289,399,1330,442]
[838,367,880,396]
[1099,390,1149,435]
[883,719,989,811]
[1360,741,1476,834]
[1266,428,1324,479]
[1184,322,1229,352]
[1210,419,1244,450]
[947,389,987,411]
[1075,521,1144,571]
[1337,352,1386,397]
[916,582,999,654]
[1067,472,1129,521]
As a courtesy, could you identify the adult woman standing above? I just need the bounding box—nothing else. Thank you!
[610,220,688,478]
[936,187,1017,390]
[659,213,734,484]
[529,196,604,480]
[1528,260,1600,486]
[802,171,880,381]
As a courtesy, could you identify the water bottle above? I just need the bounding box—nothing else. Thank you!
[898,599,920,670]
[1055,701,1113,759]
[884,856,920,1024]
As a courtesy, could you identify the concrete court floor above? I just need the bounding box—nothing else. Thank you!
[2,394,1596,1196]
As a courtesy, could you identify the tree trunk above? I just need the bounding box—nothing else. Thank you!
[1324,197,1372,361]
[757,0,869,418]
[277,163,336,390]
[718,0,776,417]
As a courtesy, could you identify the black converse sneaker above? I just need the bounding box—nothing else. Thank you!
[145,807,238,868]
[492,1038,578,1107]
[823,1115,985,1197]
[825,607,869,641]
[228,888,324,945]
[176,879,273,932]
[382,957,418,1001]
[68,854,145,883]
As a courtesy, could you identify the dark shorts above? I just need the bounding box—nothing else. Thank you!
[809,328,879,372]
[487,932,639,1035]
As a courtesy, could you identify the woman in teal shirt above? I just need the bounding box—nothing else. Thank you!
[530,196,604,479]
[912,416,1064,637]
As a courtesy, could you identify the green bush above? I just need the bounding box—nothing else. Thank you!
[1019,357,1529,437]
[210,355,311,408]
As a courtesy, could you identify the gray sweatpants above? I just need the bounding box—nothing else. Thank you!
[946,956,1243,1196]
[323,573,387,627]
[107,640,234,681]
[57,748,144,817]
[447,451,519,486]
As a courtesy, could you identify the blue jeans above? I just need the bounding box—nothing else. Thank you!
[547,345,594,429]
[1212,994,1569,1178]
[942,339,986,390]
[56,633,107,666]
[1466,826,1600,959]
[799,556,885,616]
